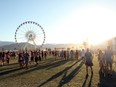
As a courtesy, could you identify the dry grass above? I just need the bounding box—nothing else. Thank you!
[0,56,116,87]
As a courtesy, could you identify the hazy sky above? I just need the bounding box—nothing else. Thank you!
[0,0,116,45]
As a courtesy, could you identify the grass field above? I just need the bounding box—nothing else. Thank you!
[0,56,116,87]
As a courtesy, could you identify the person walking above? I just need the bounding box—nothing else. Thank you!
[104,46,114,76]
[24,50,29,69]
[98,50,105,76]
[75,50,79,60]
[6,51,10,65]
[18,51,24,68]
[1,51,5,66]
[81,49,85,62]
[85,48,93,76]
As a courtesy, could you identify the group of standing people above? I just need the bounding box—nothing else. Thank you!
[18,50,29,69]
[0,51,11,65]
[18,50,48,69]
[83,46,114,77]
[98,46,114,77]
[51,50,80,60]
[0,47,115,75]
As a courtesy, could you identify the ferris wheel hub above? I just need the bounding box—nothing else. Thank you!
[25,31,36,41]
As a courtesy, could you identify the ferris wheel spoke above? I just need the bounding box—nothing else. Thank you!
[36,36,44,39]
[17,38,27,42]
[32,40,37,49]
[23,25,30,32]
[16,36,25,40]
[33,26,44,33]
[31,24,37,31]
[33,40,36,46]
[34,40,41,45]
[16,38,26,41]
[16,33,25,36]
[23,42,29,49]
[36,36,44,40]
[16,38,26,42]
[16,36,26,39]
[36,34,44,36]
[30,24,35,30]
[23,24,30,32]
[35,28,44,32]
[28,24,32,31]
[19,28,26,33]
[36,37,43,41]
[35,39,44,43]
[35,32,44,34]
[18,26,28,33]
[36,33,44,36]
[34,27,42,32]
[36,35,44,37]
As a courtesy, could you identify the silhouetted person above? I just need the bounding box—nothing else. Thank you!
[98,50,105,76]
[18,51,24,68]
[85,48,93,76]
[75,50,79,60]
[104,46,114,76]
[81,49,85,62]
[1,51,5,66]
[6,51,10,65]
[24,50,29,69]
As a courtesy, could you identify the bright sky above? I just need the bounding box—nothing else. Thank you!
[0,0,116,45]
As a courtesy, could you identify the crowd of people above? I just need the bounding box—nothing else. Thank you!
[97,46,114,77]
[50,46,115,77]
[83,46,115,78]
[0,46,115,77]
[0,51,11,65]
[0,50,48,69]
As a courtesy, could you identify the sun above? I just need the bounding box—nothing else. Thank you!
[79,6,116,45]
[56,6,116,45]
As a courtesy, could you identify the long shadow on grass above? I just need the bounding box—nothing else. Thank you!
[0,63,19,71]
[0,63,18,66]
[0,68,23,76]
[82,74,89,87]
[82,71,93,87]
[0,63,22,75]
[0,59,69,80]
[88,72,93,87]
[46,59,69,70]
[58,61,84,87]
[98,70,116,87]
[38,61,79,87]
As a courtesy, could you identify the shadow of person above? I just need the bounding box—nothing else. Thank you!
[58,61,84,87]
[98,70,116,87]
[88,71,93,87]
[38,61,78,87]
[82,70,93,87]
[82,73,89,87]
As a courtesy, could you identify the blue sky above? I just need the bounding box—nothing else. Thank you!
[0,0,116,45]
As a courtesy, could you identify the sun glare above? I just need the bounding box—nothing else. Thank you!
[57,6,116,45]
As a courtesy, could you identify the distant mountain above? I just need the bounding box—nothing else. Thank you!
[0,43,35,50]
[0,43,79,50]
[0,41,109,51]
[42,44,79,49]
[0,41,14,47]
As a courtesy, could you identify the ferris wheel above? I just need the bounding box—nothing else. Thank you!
[15,21,45,50]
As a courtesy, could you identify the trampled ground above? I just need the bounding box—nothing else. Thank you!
[0,56,116,87]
